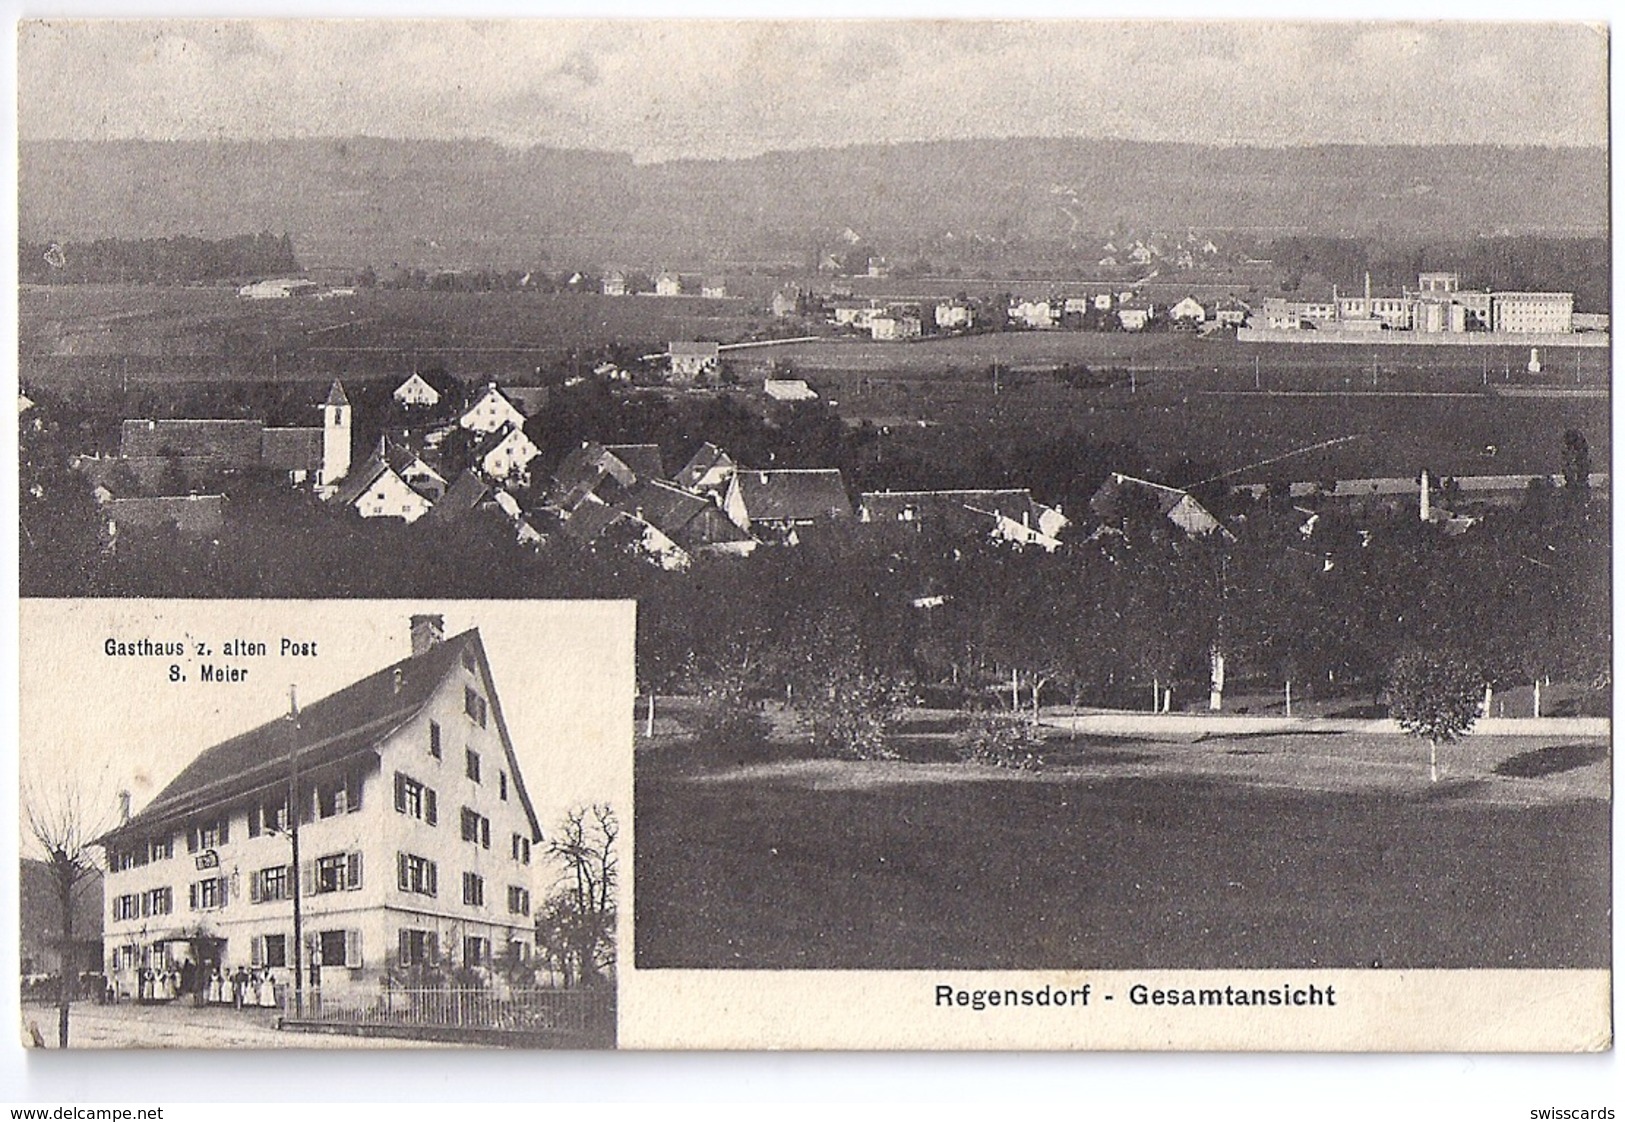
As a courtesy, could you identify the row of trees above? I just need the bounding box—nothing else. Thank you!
[20,232,299,285]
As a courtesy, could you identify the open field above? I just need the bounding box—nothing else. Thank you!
[634,726,1610,970]
[22,286,1611,482]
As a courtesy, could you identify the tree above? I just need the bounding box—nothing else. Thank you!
[24,777,111,1047]
[1386,648,1485,783]
[537,804,618,988]
[1561,428,1592,500]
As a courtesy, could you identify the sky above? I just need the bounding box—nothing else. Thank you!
[16,19,1610,160]
[19,599,635,860]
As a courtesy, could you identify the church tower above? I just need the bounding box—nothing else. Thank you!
[321,380,352,490]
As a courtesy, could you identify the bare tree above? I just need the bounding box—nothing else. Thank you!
[24,775,112,1048]
[537,804,618,988]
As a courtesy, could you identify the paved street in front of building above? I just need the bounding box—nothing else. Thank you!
[22,1002,459,1049]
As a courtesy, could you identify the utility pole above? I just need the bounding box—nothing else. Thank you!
[287,687,304,1020]
[1254,355,1260,390]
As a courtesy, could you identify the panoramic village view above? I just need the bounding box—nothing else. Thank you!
[16,22,1611,1046]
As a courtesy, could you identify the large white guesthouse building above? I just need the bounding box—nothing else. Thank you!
[95,615,543,1001]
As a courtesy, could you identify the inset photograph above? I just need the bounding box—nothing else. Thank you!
[20,600,632,1049]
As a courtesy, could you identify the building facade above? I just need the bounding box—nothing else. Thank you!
[96,617,542,1002]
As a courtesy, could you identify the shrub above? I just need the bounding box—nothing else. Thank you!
[958,716,1046,772]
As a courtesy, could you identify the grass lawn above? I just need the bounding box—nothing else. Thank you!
[633,727,1610,970]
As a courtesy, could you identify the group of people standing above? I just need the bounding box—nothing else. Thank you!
[122,960,281,1010]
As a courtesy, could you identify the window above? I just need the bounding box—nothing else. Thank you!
[252,864,291,903]
[317,770,363,818]
[507,885,530,916]
[148,835,173,862]
[510,833,532,864]
[394,773,437,824]
[398,853,437,896]
[429,721,442,760]
[111,849,136,873]
[462,935,489,966]
[464,687,487,728]
[251,796,290,836]
[499,771,508,801]
[465,748,481,783]
[462,872,485,907]
[462,647,477,673]
[398,928,438,967]
[192,817,227,851]
[112,894,140,921]
[318,929,359,969]
[143,887,173,917]
[190,877,226,910]
[259,934,288,969]
[461,808,489,848]
[314,852,362,894]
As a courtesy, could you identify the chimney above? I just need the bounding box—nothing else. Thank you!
[118,790,131,824]
[410,614,444,657]
[392,668,405,695]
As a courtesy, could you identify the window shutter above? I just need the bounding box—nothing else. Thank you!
[425,788,437,826]
[346,852,362,891]
[301,861,315,898]
[427,932,439,965]
[305,931,320,965]
[398,929,410,965]
[249,871,261,904]
[219,878,229,907]
[251,937,263,967]
[481,819,490,849]
[189,883,198,910]
[427,862,438,898]
[219,817,229,845]
[347,771,362,813]
[346,930,362,969]
[397,853,408,891]
[248,804,261,838]
[187,827,199,854]
[394,773,406,813]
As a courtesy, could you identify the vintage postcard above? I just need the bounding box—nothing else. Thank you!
[15,19,1611,1053]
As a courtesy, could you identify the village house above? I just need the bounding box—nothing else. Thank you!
[763,379,818,403]
[1169,296,1207,323]
[667,341,721,382]
[393,373,444,409]
[101,494,227,549]
[672,442,737,498]
[870,314,922,341]
[721,468,852,542]
[1009,298,1059,330]
[601,271,628,297]
[328,441,439,524]
[700,280,728,299]
[474,425,542,485]
[458,385,528,436]
[934,302,972,330]
[95,616,543,1002]
[860,489,1069,551]
[770,289,800,318]
[1117,302,1155,331]
[237,278,319,300]
[653,272,683,297]
[1089,472,1233,540]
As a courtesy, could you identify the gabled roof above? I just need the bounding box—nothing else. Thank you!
[669,341,720,358]
[324,380,350,407]
[861,489,1038,529]
[327,446,393,509]
[120,418,264,462]
[551,442,639,511]
[503,386,550,416]
[673,442,736,490]
[99,630,511,842]
[1089,472,1231,539]
[424,470,491,525]
[732,469,851,523]
[603,443,664,482]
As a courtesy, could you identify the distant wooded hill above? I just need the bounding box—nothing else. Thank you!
[19,137,1608,272]
[20,232,299,285]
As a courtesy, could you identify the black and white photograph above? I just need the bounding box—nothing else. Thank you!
[19,600,632,1049]
[12,17,1612,1059]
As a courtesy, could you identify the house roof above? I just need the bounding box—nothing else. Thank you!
[502,387,549,416]
[324,380,350,407]
[104,494,226,536]
[733,469,851,523]
[861,489,1040,531]
[603,443,664,482]
[763,379,817,402]
[99,630,537,844]
[423,469,490,525]
[551,442,640,510]
[120,419,265,463]
[1089,472,1230,539]
[326,447,393,509]
[673,442,736,490]
[669,341,720,358]
[260,427,325,473]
